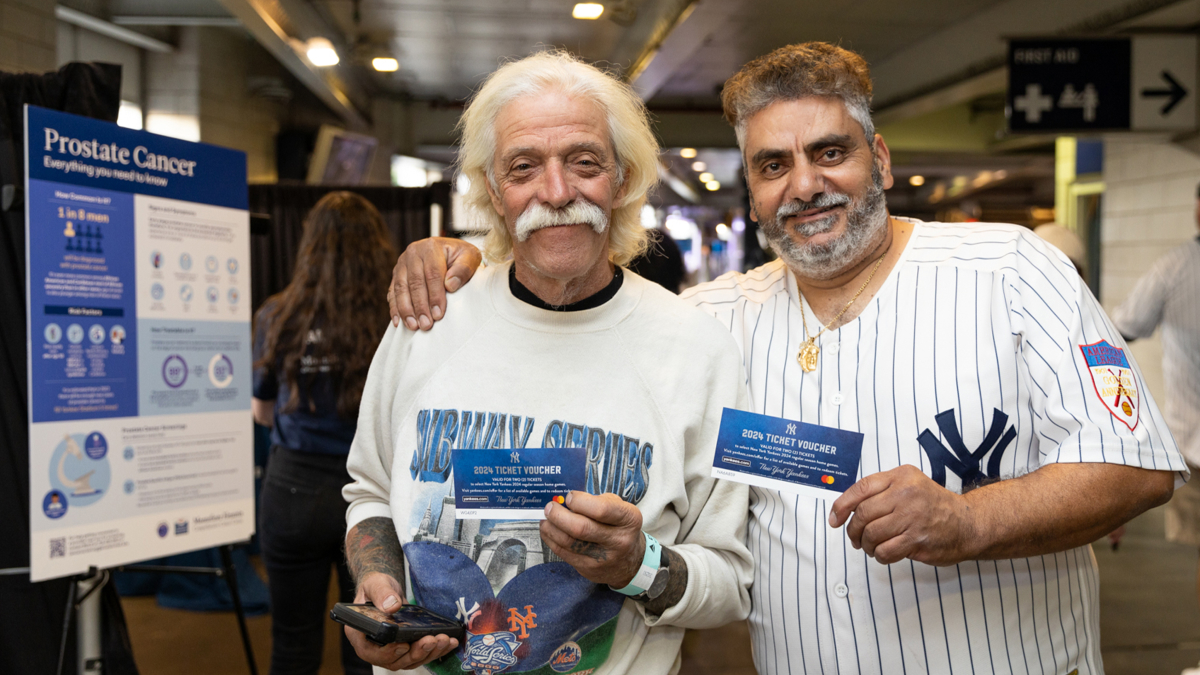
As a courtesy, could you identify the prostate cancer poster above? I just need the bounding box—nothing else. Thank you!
[25,105,254,581]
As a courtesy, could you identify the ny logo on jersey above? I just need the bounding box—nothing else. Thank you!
[506,605,537,639]
[917,408,1017,489]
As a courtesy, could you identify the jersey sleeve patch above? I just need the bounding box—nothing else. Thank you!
[1079,340,1139,431]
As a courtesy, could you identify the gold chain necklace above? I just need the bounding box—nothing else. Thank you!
[796,254,886,372]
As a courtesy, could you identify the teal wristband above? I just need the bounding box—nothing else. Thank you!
[611,532,662,596]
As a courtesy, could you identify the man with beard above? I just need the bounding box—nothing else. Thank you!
[343,51,752,674]
[385,43,1185,674]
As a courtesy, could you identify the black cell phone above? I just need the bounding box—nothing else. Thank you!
[330,602,466,645]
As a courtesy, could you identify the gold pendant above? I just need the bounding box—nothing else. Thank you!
[798,339,819,372]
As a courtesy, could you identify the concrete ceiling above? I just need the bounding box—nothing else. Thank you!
[97,0,1199,127]
[85,0,1200,211]
[329,0,1197,108]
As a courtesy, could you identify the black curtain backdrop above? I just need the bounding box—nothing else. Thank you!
[248,183,449,313]
[0,62,122,675]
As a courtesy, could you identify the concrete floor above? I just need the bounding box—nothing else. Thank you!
[120,505,1200,675]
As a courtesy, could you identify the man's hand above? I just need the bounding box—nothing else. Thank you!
[344,572,460,670]
[388,237,482,330]
[540,491,645,587]
[828,465,978,566]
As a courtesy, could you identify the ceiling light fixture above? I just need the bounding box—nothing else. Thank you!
[306,37,339,67]
[572,3,604,19]
[679,147,697,159]
[909,175,925,187]
[691,161,706,172]
[705,180,720,191]
[372,57,399,72]
[698,172,714,183]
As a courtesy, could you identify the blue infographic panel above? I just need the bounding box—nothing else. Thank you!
[26,105,254,581]
[27,179,138,422]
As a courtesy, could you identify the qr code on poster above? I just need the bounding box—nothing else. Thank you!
[50,537,66,558]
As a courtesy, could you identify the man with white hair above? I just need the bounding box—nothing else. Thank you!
[342,51,752,674]
[388,43,1186,674]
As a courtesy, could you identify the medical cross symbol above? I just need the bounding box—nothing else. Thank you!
[786,423,797,435]
[1014,84,1054,123]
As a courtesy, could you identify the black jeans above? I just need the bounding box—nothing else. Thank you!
[259,447,372,675]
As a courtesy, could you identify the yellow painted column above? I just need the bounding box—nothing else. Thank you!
[1055,136,1077,228]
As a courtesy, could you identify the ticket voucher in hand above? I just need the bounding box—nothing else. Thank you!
[451,447,586,520]
[711,408,864,500]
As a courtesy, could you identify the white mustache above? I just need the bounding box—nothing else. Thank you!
[513,200,608,242]
[776,193,852,235]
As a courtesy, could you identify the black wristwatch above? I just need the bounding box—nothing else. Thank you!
[632,559,670,602]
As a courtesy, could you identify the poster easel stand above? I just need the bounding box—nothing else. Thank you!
[52,543,258,675]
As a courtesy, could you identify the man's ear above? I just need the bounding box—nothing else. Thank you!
[484,173,505,216]
[873,134,894,190]
[612,166,631,207]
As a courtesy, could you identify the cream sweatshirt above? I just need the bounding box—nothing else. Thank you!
[344,263,753,675]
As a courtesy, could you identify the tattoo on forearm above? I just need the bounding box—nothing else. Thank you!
[641,546,688,616]
[346,516,406,592]
[568,538,609,562]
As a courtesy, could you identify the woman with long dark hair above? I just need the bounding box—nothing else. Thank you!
[252,192,396,675]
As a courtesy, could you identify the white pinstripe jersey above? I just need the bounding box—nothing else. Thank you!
[682,219,1188,675]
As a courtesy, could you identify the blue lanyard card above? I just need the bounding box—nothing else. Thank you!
[711,408,864,500]
[451,447,586,520]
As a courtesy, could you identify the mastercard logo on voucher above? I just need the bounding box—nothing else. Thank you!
[553,495,566,504]
[821,475,836,485]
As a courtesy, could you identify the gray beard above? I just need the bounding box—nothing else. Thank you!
[758,166,889,280]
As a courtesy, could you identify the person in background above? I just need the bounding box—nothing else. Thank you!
[1112,182,1200,675]
[1033,222,1086,277]
[252,191,397,675]
[627,228,686,293]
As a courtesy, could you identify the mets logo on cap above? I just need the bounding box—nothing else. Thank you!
[1080,340,1139,431]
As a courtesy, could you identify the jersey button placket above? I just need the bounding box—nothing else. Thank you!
[833,582,849,599]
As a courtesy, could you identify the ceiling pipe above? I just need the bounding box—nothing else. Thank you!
[624,0,698,87]
[214,0,369,130]
[112,17,243,27]
[55,7,173,53]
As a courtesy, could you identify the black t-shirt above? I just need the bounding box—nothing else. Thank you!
[252,301,358,455]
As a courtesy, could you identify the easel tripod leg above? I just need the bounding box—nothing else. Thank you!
[219,545,259,675]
